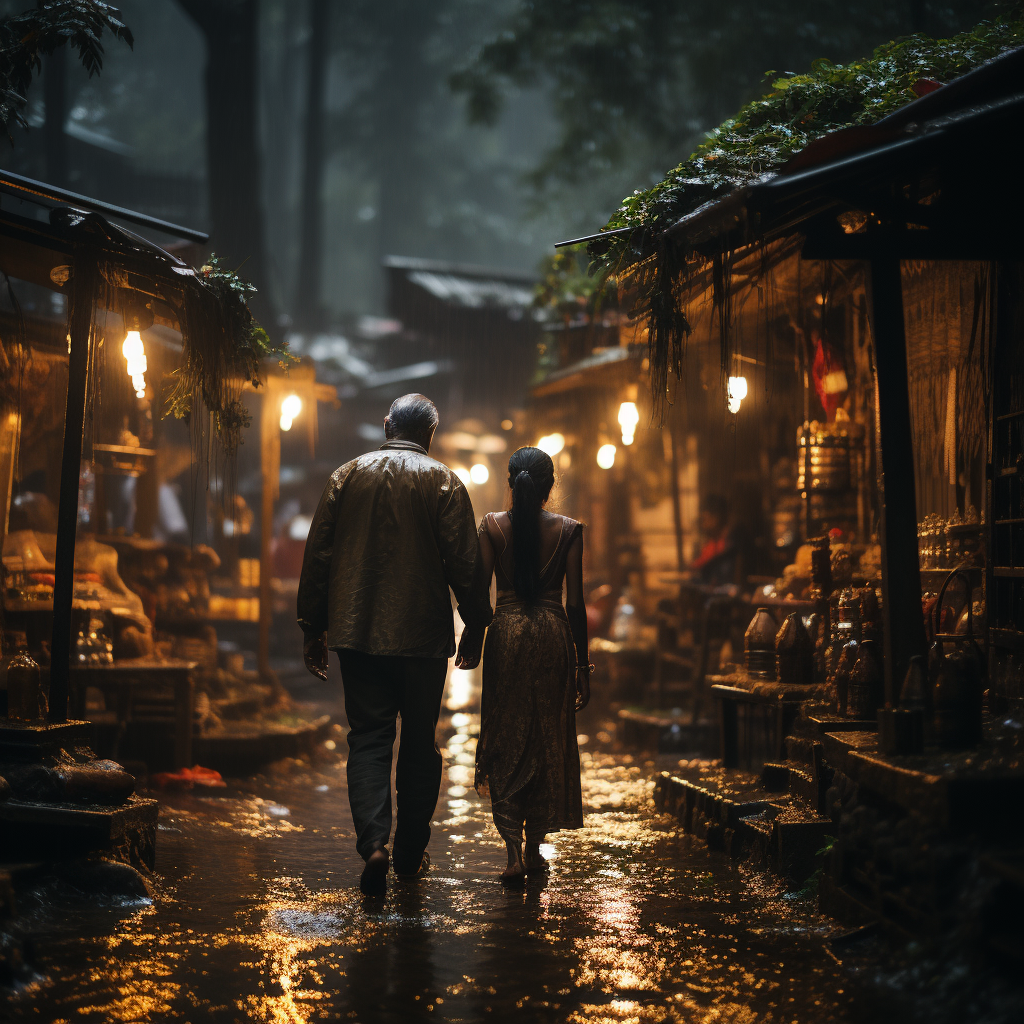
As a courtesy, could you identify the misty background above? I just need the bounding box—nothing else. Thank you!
[0,0,994,325]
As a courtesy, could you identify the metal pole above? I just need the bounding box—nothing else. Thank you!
[49,253,97,722]
[869,256,927,705]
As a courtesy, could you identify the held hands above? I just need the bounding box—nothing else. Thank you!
[455,626,484,670]
[303,633,329,681]
[575,664,592,712]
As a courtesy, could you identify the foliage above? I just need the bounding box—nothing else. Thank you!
[169,255,289,453]
[534,248,616,325]
[453,0,989,196]
[0,1,133,139]
[595,16,1024,269]
[572,15,1024,406]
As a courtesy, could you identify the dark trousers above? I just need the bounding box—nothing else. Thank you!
[337,648,447,869]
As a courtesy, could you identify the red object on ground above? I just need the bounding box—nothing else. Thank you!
[150,765,227,790]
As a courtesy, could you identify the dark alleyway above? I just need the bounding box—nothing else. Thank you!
[5,665,873,1024]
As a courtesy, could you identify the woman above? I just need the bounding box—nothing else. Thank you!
[456,446,590,883]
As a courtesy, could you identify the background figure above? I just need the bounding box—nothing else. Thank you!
[690,493,746,587]
[297,394,492,895]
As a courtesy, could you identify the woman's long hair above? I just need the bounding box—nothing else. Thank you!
[508,446,555,603]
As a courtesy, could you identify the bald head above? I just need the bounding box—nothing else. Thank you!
[384,393,439,451]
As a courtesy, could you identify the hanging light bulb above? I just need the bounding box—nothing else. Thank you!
[470,462,490,485]
[454,466,471,486]
[537,433,565,456]
[280,393,303,431]
[618,401,639,445]
[597,443,616,470]
[727,376,747,414]
[122,330,147,398]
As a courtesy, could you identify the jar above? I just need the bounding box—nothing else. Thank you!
[775,613,814,687]
[833,640,859,716]
[744,607,777,680]
[6,651,47,722]
[932,648,984,750]
[848,639,882,719]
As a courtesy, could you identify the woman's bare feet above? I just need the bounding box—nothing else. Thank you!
[525,841,549,874]
[501,839,526,884]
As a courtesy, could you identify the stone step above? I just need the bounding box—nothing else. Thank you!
[656,768,835,885]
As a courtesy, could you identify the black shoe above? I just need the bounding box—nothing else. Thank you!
[395,851,430,880]
[359,847,389,896]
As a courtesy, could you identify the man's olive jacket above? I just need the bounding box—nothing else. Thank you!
[296,440,492,659]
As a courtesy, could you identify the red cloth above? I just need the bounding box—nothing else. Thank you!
[691,535,728,570]
[150,765,226,790]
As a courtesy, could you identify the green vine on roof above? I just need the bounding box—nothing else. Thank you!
[593,16,1024,272]
[169,255,289,453]
[534,248,618,325]
[580,15,1024,407]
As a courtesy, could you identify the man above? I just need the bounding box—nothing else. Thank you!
[297,394,491,896]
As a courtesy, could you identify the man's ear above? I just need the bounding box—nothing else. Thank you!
[383,416,393,439]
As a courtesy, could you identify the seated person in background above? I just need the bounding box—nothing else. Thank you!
[690,494,742,587]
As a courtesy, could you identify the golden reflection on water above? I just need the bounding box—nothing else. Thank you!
[10,663,856,1024]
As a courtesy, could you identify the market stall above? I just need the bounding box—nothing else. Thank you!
[0,168,293,863]
[599,39,1024,939]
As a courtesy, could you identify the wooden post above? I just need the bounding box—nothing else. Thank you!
[49,254,98,723]
[668,418,685,572]
[258,384,280,681]
[868,257,927,705]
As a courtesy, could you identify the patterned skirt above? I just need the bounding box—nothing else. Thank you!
[475,597,584,840]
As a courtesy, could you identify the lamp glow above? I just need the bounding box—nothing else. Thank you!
[618,401,639,445]
[537,433,565,456]
[727,375,747,414]
[122,330,147,397]
[597,443,616,469]
[470,462,490,485]
[454,466,471,486]
[280,393,303,431]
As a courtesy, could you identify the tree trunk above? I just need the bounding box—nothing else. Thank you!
[371,1,433,285]
[43,46,68,187]
[178,0,276,331]
[293,0,330,329]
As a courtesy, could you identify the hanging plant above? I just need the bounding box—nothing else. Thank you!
[168,255,289,453]
[586,15,1024,401]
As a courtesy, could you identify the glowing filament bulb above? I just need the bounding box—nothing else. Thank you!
[122,330,147,397]
[618,401,639,445]
[537,433,565,456]
[280,393,303,431]
[470,463,489,485]
[727,376,747,414]
[597,443,616,469]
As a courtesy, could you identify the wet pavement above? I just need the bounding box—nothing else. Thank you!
[5,665,877,1024]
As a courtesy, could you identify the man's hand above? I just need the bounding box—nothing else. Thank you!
[455,627,484,670]
[303,633,329,681]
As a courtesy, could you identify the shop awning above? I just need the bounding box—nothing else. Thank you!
[663,48,1024,262]
[532,344,644,397]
